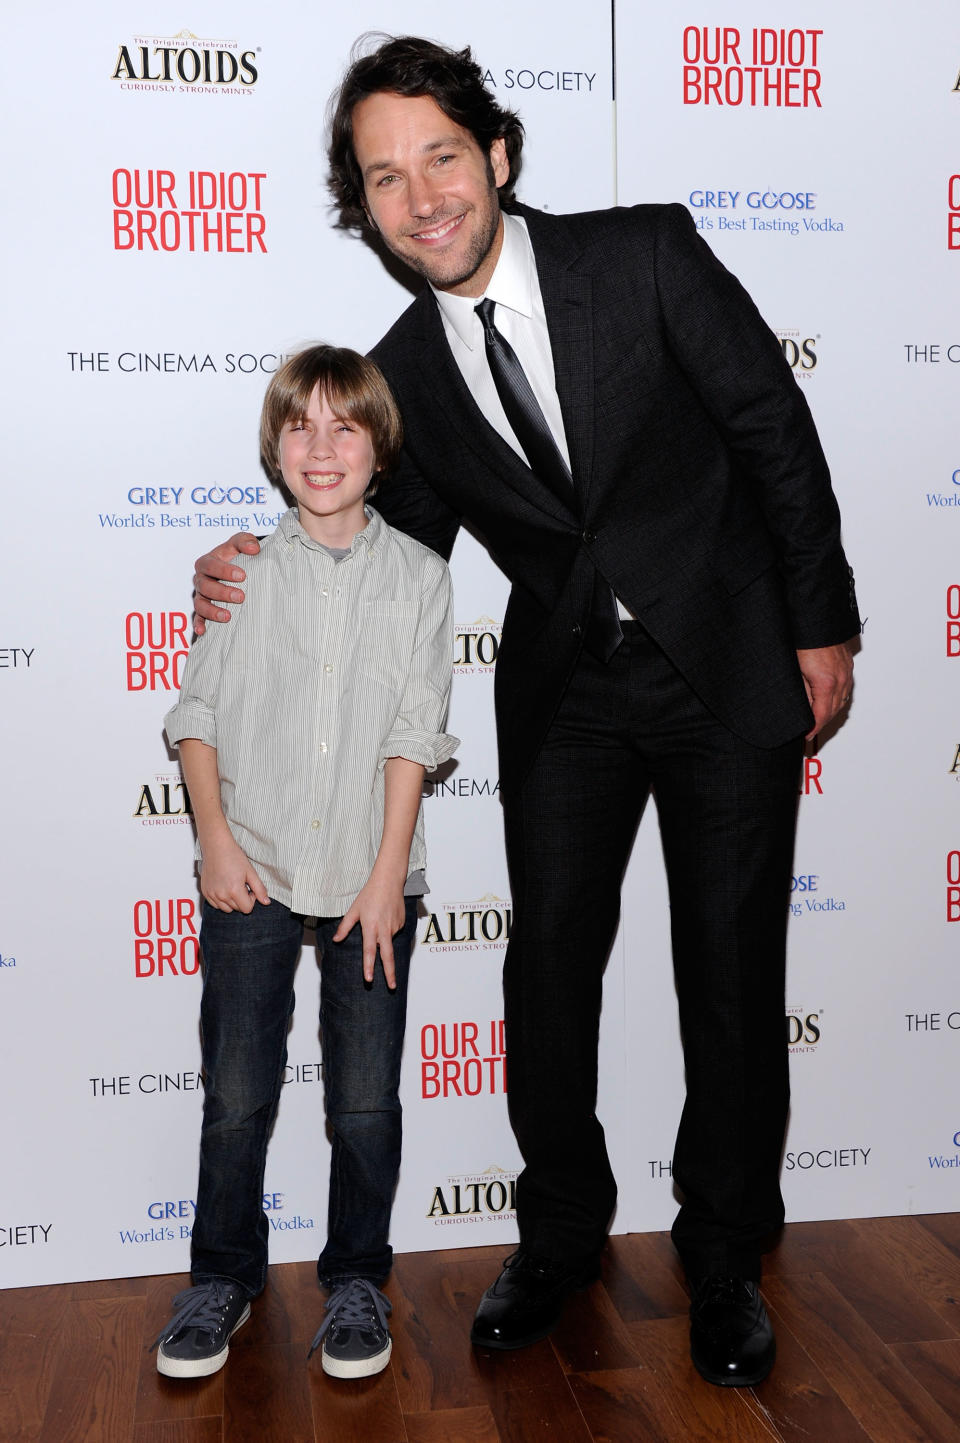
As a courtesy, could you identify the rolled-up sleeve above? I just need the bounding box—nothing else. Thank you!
[379,553,458,772]
[163,602,238,750]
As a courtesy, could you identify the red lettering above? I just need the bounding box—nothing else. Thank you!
[157,937,179,974]
[247,213,267,253]
[113,210,134,250]
[948,886,960,922]
[683,67,702,104]
[803,757,823,795]
[126,652,147,690]
[180,937,201,975]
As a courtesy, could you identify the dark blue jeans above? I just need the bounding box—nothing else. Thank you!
[190,895,415,1298]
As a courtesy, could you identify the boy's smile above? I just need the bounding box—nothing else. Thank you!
[279,385,376,546]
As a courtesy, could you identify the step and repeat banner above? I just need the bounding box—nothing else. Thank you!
[2,2,957,1287]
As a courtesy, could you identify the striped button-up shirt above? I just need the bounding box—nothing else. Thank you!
[165,506,457,917]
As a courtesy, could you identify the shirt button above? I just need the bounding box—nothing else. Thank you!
[319,743,328,754]
[311,819,321,830]
[324,664,333,673]
[320,588,329,598]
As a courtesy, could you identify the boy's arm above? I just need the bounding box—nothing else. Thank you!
[178,738,270,913]
[333,755,424,988]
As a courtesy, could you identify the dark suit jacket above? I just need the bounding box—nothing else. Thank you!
[371,202,859,793]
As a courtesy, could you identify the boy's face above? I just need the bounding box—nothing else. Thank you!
[279,385,376,545]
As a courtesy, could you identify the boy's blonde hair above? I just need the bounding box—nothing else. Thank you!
[260,344,403,492]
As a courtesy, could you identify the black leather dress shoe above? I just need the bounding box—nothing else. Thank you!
[470,1250,599,1350]
[689,1276,776,1386]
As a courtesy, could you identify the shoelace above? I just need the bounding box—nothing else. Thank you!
[693,1277,755,1310]
[150,1281,240,1351]
[308,1278,392,1358]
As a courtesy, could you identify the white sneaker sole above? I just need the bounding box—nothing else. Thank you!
[321,1335,392,1379]
[156,1301,251,1378]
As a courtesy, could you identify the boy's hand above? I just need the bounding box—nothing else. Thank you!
[200,835,270,913]
[334,875,406,988]
[192,534,261,635]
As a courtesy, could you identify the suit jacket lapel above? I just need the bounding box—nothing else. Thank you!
[518,205,596,507]
[405,287,578,527]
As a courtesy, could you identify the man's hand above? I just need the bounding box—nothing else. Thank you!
[796,642,854,740]
[334,874,406,988]
[199,835,271,913]
[192,534,261,635]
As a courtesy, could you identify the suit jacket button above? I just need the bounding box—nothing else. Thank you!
[582,529,597,544]
[572,624,583,637]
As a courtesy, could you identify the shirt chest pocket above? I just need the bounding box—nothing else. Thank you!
[356,601,420,695]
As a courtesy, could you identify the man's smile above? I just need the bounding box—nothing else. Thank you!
[408,213,466,243]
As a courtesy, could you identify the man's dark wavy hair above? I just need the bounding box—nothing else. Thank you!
[327,34,524,228]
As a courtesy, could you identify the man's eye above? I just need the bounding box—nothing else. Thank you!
[377,173,398,187]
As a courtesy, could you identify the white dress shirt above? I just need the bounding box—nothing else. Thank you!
[432,210,632,619]
[432,211,572,471]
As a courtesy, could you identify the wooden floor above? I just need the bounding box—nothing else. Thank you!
[3,1214,960,1442]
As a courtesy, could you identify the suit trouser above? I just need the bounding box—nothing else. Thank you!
[501,621,804,1280]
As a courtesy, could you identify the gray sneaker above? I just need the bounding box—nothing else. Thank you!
[308,1278,392,1378]
[153,1280,251,1378]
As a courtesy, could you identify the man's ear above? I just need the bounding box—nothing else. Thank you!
[489,137,509,189]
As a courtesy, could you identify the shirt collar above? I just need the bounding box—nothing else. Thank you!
[278,504,384,555]
[431,211,534,351]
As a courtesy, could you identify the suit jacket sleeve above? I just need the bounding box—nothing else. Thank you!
[649,203,859,649]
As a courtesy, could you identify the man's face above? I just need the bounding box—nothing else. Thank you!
[351,91,509,298]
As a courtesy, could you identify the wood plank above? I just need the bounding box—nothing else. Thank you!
[918,1213,960,1260]
[600,1233,690,1324]
[1,1282,72,1333]
[856,1218,960,1336]
[766,1218,953,1345]
[0,1332,61,1443]
[549,1279,641,1374]
[485,1383,594,1443]
[763,1272,960,1443]
[751,1298,873,1443]
[404,1404,500,1442]
[133,1420,223,1443]
[390,1248,507,1412]
[568,1366,678,1443]
[309,1365,407,1443]
[222,1342,313,1443]
[624,1315,786,1441]
[72,1276,150,1301]
[892,1339,960,1421]
[250,1261,323,1349]
[37,1298,144,1443]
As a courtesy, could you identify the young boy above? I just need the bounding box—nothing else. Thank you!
[158,345,456,1381]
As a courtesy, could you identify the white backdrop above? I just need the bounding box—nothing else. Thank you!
[3,2,958,1288]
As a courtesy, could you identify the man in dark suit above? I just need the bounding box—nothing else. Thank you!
[194,35,859,1386]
